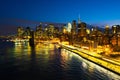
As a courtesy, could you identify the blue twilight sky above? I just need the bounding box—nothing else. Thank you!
[0,0,120,26]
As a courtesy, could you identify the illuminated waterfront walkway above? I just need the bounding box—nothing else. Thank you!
[60,44,120,75]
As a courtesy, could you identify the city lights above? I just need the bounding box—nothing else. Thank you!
[1,17,120,77]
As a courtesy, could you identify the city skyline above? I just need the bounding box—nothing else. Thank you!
[1,0,120,35]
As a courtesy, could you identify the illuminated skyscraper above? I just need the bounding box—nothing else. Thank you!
[17,26,24,38]
[54,27,60,38]
[35,23,43,38]
[72,20,77,35]
[103,25,110,45]
[36,23,42,31]
[78,22,87,37]
[104,25,110,35]
[112,25,117,34]
[61,25,67,34]
[48,24,54,39]
[67,22,72,33]
[111,25,120,46]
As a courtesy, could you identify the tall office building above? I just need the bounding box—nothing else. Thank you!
[112,25,117,34]
[48,24,55,39]
[61,25,67,34]
[111,25,120,46]
[67,22,72,33]
[78,22,87,37]
[17,27,24,38]
[104,25,110,35]
[103,25,110,45]
[54,27,60,38]
[35,23,43,38]
[72,20,77,35]
[36,23,42,31]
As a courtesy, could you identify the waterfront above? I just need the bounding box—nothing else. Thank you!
[0,40,120,80]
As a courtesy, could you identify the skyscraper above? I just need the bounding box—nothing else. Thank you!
[67,22,72,33]
[78,22,87,37]
[104,25,110,35]
[35,23,43,38]
[103,25,110,45]
[72,20,77,35]
[17,26,24,38]
[112,25,117,34]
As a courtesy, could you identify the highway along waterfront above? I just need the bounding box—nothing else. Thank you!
[61,44,120,78]
[0,40,120,80]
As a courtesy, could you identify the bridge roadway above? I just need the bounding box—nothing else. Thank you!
[60,44,120,76]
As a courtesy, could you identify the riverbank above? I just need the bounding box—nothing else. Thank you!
[60,44,120,75]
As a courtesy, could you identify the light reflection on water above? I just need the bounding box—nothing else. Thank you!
[0,42,120,80]
[62,49,120,80]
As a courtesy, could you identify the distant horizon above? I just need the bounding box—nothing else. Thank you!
[1,18,120,27]
[1,18,120,35]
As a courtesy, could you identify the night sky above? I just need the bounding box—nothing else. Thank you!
[0,0,120,34]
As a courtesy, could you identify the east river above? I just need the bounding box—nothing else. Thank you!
[0,39,120,80]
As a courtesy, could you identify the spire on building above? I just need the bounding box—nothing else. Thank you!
[78,14,81,24]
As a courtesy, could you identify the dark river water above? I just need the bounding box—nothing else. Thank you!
[0,39,120,80]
